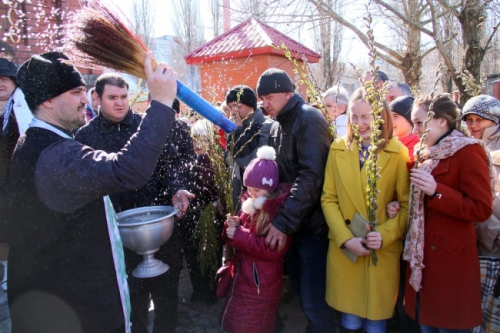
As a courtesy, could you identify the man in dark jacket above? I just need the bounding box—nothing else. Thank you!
[3,51,185,333]
[225,85,274,209]
[257,68,335,332]
[76,73,194,333]
[0,58,31,291]
[0,58,31,189]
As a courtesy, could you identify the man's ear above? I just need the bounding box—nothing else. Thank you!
[40,98,55,110]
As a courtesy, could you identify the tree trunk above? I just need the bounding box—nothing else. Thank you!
[331,6,343,84]
[318,0,333,89]
[457,0,485,105]
[400,0,422,89]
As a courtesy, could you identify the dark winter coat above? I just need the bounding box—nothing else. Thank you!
[75,110,194,212]
[182,153,219,233]
[3,102,175,333]
[0,110,19,188]
[268,94,332,236]
[219,186,291,333]
[75,110,196,332]
[0,87,31,189]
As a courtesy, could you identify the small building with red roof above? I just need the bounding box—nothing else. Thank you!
[184,18,321,103]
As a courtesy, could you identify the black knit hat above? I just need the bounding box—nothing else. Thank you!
[0,58,17,83]
[390,96,414,125]
[17,52,86,111]
[226,85,257,110]
[256,68,293,97]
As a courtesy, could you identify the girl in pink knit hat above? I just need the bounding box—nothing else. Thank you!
[219,145,291,333]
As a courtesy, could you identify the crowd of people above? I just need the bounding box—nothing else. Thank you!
[0,43,499,333]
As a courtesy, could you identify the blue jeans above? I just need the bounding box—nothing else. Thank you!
[293,234,335,332]
[342,313,386,333]
[420,324,470,333]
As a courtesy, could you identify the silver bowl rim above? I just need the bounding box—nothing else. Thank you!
[116,205,178,227]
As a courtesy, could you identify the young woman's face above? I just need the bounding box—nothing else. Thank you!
[349,100,373,143]
[391,112,413,138]
[247,186,270,199]
[411,105,448,147]
[464,114,496,139]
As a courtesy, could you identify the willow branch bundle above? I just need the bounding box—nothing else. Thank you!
[64,2,156,78]
[192,202,219,281]
[362,5,387,267]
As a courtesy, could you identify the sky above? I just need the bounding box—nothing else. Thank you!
[104,0,212,40]
[104,0,384,71]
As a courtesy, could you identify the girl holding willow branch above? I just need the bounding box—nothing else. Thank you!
[321,87,410,333]
[219,146,291,333]
[403,94,494,332]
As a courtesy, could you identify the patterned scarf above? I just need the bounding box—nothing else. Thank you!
[403,130,497,292]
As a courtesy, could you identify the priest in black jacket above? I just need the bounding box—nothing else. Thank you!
[2,51,188,333]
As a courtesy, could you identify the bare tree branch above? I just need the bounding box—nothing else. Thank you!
[483,21,500,52]
[434,0,460,17]
[420,45,437,58]
[131,0,156,49]
[373,0,434,36]
[309,0,403,61]
[426,0,461,90]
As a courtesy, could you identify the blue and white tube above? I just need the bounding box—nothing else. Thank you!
[176,81,236,133]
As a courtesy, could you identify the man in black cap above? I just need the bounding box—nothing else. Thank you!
[2,51,187,333]
[225,85,274,209]
[257,68,335,332]
[76,74,194,333]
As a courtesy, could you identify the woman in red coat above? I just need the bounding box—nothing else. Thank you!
[219,146,291,333]
[404,94,495,332]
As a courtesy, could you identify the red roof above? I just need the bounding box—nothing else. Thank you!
[184,18,321,65]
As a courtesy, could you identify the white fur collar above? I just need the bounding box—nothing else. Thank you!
[241,196,267,215]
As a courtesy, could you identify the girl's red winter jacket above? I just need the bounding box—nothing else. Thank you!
[219,187,291,333]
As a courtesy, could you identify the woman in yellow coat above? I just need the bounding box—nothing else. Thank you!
[321,87,410,333]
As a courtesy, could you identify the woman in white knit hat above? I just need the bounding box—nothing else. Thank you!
[462,95,500,333]
[462,95,500,154]
[462,95,500,257]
